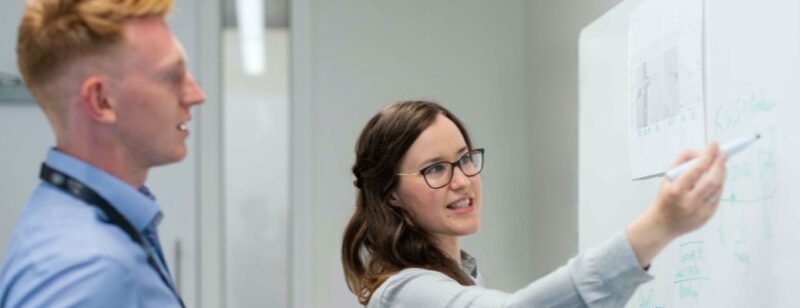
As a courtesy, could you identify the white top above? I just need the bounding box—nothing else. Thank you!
[367,232,652,308]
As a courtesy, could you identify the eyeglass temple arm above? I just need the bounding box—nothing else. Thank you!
[396,172,421,176]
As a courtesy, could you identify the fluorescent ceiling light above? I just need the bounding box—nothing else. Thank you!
[236,0,266,76]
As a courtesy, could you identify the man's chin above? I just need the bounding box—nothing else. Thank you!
[151,148,188,167]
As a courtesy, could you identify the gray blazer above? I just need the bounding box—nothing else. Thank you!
[367,232,652,308]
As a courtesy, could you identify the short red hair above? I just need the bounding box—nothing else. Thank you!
[17,0,174,97]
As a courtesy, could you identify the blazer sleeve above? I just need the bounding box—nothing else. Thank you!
[368,232,653,308]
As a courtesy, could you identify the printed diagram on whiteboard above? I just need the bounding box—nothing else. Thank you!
[628,0,706,179]
[632,29,703,134]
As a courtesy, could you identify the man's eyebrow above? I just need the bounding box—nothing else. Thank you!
[158,56,185,75]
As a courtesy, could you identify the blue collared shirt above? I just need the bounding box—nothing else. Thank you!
[0,149,181,307]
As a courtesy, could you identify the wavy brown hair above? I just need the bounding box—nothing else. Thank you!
[342,101,475,304]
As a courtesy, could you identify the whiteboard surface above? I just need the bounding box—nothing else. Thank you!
[627,0,706,179]
[579,0,800,306]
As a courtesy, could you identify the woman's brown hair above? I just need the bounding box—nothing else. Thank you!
[342,101,475,304]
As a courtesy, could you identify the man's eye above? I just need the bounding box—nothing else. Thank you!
[163,70,185,85]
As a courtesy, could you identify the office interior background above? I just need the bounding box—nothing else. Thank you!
[0,0,623,307]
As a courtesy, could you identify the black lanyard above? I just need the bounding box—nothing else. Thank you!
[39,163,185,308]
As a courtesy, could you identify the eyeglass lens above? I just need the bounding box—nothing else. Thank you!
[422,150,484,188]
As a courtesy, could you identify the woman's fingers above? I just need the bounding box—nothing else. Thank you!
[670,150,700,169]
[673,143,719,192]
[690,154,728,205]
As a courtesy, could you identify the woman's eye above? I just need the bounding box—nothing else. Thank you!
[423,164,446,176]
[459,154,473,165]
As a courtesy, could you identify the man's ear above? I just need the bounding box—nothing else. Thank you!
[78,77,116,124]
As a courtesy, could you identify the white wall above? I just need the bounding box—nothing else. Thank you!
[526,0,624,276]
[223,28,289,307]
[292,1,534,306]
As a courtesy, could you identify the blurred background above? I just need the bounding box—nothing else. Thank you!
[0,0,622,307]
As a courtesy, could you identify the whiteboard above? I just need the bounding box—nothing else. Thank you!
[579,0,800,306]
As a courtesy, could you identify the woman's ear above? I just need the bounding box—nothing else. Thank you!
[388,191,402,208]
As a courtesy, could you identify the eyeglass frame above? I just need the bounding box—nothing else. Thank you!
[396,148,485,189]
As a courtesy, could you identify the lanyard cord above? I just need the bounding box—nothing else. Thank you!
[39,163,185,308]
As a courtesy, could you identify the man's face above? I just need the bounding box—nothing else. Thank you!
[108,17,205,168]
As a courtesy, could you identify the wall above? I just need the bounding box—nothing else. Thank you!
[292,1,533,306]
[291,0,640,306]
[0,0,45,259]
[526,0,623,276]
[223,28,289,307]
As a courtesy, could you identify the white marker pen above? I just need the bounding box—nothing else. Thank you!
[665,134,761,180]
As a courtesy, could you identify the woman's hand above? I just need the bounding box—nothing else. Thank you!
[626,143,728,268]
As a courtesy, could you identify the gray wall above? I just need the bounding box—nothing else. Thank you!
[0,2,21,75]
[223,28,290,307]
[292,0,628,305]
[0,0,43,257]
[526,0,624,276]
[294,1,533,306]
[0,1,54,273]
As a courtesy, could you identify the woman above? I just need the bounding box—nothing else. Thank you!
[342,101,726,307]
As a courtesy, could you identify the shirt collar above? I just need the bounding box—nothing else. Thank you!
[460,250,478,280]
[45,148,163,232]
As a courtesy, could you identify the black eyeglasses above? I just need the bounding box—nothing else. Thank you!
[397,148,485,189]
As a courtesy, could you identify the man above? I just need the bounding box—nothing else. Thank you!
[0,0,204,306]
